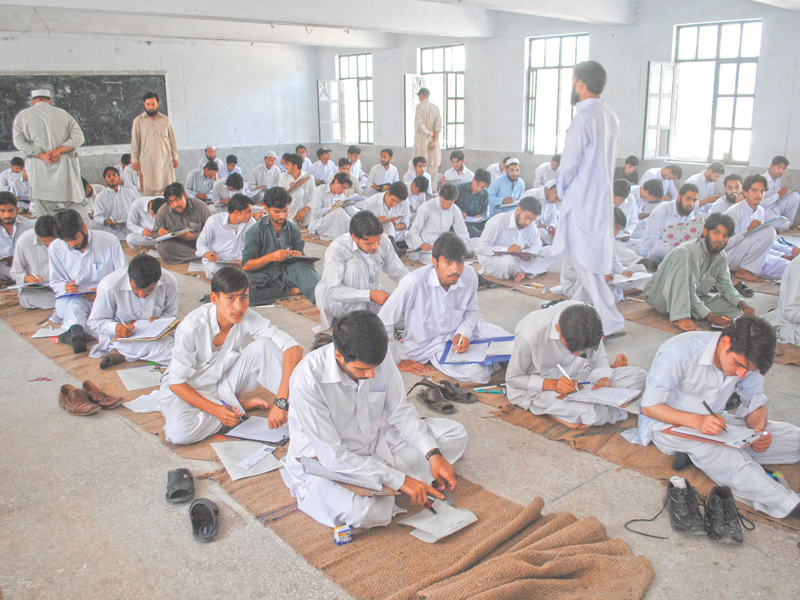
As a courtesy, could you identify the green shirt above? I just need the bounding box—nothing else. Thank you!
[242,217,304,283]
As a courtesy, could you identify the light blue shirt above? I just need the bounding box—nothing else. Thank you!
[487,174,525,216]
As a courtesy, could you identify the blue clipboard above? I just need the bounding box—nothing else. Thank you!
[438,335,515,366]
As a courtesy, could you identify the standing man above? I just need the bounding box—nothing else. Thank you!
[12,89,89,224]
[552,61,624,336]
[131,91,179,196]
[413,88,442,192]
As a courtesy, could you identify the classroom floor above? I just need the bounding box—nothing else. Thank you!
[2,238,800,600]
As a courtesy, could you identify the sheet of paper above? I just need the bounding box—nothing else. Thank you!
[565,387,642,407]
[236,444,276,469]
[399,500,477,543]
[211,441,282,481]
[118,317,175,341]
[486,339,515,356]
[444,341,489,364]
[117,365,163,391]
[463,215,486,223]
[154,227,191,242]
[227,417,289,444]
[609,272,652,285]
[671,423,765,448]
[123,389,162,413]
[187,261,205,272]
[32,326,66,339]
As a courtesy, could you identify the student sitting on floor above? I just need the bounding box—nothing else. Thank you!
[643,212,754,332]
[126,196,166,253]
[0,191,33,284]
[281,310,467,529]
[87,254,178,369]
[160,266,303,445]
[776,256,800,346]
[380,232,510,382]
[9,215,57,310]
[506,301,647,429]
[405,182,470,264]
[361,181,411,242]
[315,211,408,331]
[91,166,137,241]
[152,182,212,264]
[306,172,355,238]
[624,316,800,520]
[196,193,255,279]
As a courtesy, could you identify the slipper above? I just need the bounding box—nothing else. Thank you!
[734,281,755,298]
[477,274,500,290]
[311,332,333,351]
[437,380,478,404]
[415,388,456,415]
[541,298,565,309]
[166,468,195,504]
[190,498,219,542]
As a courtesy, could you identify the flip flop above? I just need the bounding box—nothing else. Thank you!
[437,380,478,404]
[189,498,219,542]
[734,281,755,298]
[166,468,195,504]
[416,388,456,415]
[311,332,333,351]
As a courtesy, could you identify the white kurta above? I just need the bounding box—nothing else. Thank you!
[12,102,85,205]
[777,256,800,345]
[306,184,354,238]
[9,228,55,309]
[362,194,411,240]
[405,198,470,265]
[48,231,127,329]
[533,162,557,188]
[640,167,679,201]
[442,167,474,185]
[366,164,400,196]
[92,186,137,240]
[762,171,800,230]
[281,344,467,528]
[311,160,336,184]
[195,212,255,277]
[475,210,554,279]
[403,170,432,187]
[328,172,363,199]
[315,233,408,330]
[247,164,281,197]
[211,179,239,211]
[0,168,22,191]
[125,195,158,249]
[121,164,141,197]
[130,112,178,194]
[686,172,716,213]
[184,169,216,201]
[616,194,639,236]
[0,216,33,279]
[379,264,510,383]
[552,97,623,335]
[218,165,242,181]
[87,267,178,364]
[486,163,504,181]
[638,200,695,261]
[724,201,788,278]
[160,303,300,445]
[506,301,646,425]
[10,178,30,204]
[708,197,737,215]
[624,332,800,518]
[278,171,316,221]
[413,99,442,182]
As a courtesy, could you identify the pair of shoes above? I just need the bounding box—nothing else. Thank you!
[59,384,101,416]
[165,469,219,542]
[667,478,750,544]
[82,380,124,409]
[57,324,95,354]
[477,274,500,290]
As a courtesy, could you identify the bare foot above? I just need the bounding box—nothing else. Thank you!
[287,287,302,296]
[99,350,126,370]
[550,415,590,429]
[240,397,270,411]
[733,268,765,283]
[513,272,526,284]
[673,318,700,332]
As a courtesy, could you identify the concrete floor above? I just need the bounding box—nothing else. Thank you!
[2,238,800,600]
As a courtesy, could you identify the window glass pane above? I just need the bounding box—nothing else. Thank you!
[647,97,660,127]
[718,63,737,95]
[576,35,589,62]
[339,57,349,79]
[649,64,662,94]
[731,129,751,162]
[433,47,444,72]
[740,22,762,57]
[453,45,465,71]
[529,39,546,68]
[715,97,734,128]
[360,123,368,143]
[367,80,373,101]
[561,36,577,66]
[367,102,373,122]
[719,23,741,58]
[697,26,718,60]
[447,72,456,94]
[367,123,373,144]
[456,73,464,98]
[447,127,456,148]
[661,64,674,93]
[357,54,367,78]
[448,99,456,123]
[366,54,373,77]
[359,79,367,99]
[735,96,753,129]
[533,68,559,154]
[645,128,657,157]
[545,37,560,67]
[712,129,732,160]
[348,55,357,76]
[421,49,432,73]
[456,125,464,149]
[557,67,574,151]
[659,97,672,127]
[672,61,715,161]
[677,27,698,61]
[444,46,453,72]
[456,99,464,122]
[737,63,757,95]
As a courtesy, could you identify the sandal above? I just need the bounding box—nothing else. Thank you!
[734,281,754,298]
[477,274,500,290]
[415,387,456,415]
[189,498,219,542]
[311,332,333,351]
[437,380,478,404]
[166,468,195,504]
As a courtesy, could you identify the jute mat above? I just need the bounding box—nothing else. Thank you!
[731,275,781,297]
[776,343,800,366]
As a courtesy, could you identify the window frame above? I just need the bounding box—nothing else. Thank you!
[336,52,374,145]
[419,44,465,149]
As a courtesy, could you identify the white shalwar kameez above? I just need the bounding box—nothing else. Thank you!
[311,160,336,184]
[405,199,470,265]
[552,97,624,335]
[0,216,32,279]
[10,228,55,309]
[87,267,178,364]
[48,231,126,330]
[126,196,158,250]
[520,185,559,245]
[442,167,474,185]
[247,163,281,202]
[638,200,696,262]
[413,99,442,189]
[640,167,678,201]
[476,210,555,280]
[380,265,510,383]
[506,301,647,425]
[160,304,300,445]
[315,233,408,330]
[195,212,255,278]
[777,256,800,345]
[281,345,467,528]
[624,332,800,518]
[0,168,22,191]
[278,171,316,224]
[91,186,136,240]
[686,172,717,213]
[724,201,790,279]
[121,164,141,196]
[361,194,411,241]
[365,164,400,197]
[307,184,356,238]
[558,251,646,304]
[10,177,31,210]
[763,171,800,230]
[533,161,557,188]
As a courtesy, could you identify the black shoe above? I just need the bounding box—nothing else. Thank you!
[706,486,745,544]
[672,452,692,471]
[725,392,741,412]
[59,324,93,354]
[199,293,211,304]
[666,478,707,535]
[477,274,500,290]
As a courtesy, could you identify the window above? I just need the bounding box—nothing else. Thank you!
[525,33,589,155]
[337,53,373,144]
[419,45,465,149]
[644,20,762,164]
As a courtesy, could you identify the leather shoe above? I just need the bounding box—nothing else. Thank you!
[59,384,101,416]
[83,380,124,409]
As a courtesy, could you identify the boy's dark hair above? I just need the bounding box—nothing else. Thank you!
[381,148,394,158]
[678,182,699,196]
[338,157,352,168]
[164,182,185,201]
[211,266,250,295]
[264,186,292,209]
[708,161,725,174]
[227,193,253,213]
[558,303,604,352]
[613,206,627,230]
[519,196,541,216]
[0,191,17,208]
[724,173,743,186]
[387,181,408,201]
[54,209,84,240]
[703,212,735,237]
[284,153,303,170]
[10,157,24,168]
[350,211,384,238]
[103,166,119,178]
[204,160,219,171]
[432,232,467,262]
[665,164,683,178]
[347,145,361,155]
[613,179,632,198]
[128,254,162,289]
[474,168,491,186]
[742,174,768,193]
[413,156,427,167]
[450,150,465,161]
[413,175,429,194]
[149,197,167,215]
[120,153,131,165]
[551,153,561,164]
[642,179,665,198]
[439,182,459,201]
[226,154,238,164]
[34,215,57,238]
[624,155,639,166]
[720,315,776,375]
[142,91,159,102]
[333,310,388,366]
[295,144,306,152]
[771,155,789,167]
[332,172,351,187]
[225,173,244,190]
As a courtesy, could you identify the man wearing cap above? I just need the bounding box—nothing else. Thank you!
[197,145,225,175]
[413,88,442,192]
[131,91,179,196]
[487,158,525,217]
[12,89,90,225]
[247,151,281,202]
[311,148,336,186]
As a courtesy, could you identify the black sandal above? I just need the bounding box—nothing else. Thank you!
[166,468,195,504]
[311,332,333,351]
[415,387,456,415]
[734,281,754,298]
[437,380,478,404]
[190,498,219,542]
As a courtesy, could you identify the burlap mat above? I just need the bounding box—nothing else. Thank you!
[121,243,211,281]
[302,231,334,247]
[275,296,321,322]
[731,275,781,297]
[776,343,800,366]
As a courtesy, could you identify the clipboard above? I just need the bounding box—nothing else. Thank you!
[438,335,515,366]
[297,457,400,497]
[663,424,767,449]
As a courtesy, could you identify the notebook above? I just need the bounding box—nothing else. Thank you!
[154,227,192,242]
[399,499,478,543]
[115,317,177,342]
[743,217,790,237]
[564,387,642,407]
[664,423,768,449]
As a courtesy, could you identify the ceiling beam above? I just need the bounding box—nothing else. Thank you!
[421,0,637,25]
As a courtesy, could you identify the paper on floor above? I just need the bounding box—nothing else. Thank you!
[118,365,163,391]
[123,389,162,413]
[211,441,282,481]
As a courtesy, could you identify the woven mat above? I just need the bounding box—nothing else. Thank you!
[121,244,211,281]
[731,275,781,297]
[275,296,321,323]
[302,231,334,247]
[776,343,800,366]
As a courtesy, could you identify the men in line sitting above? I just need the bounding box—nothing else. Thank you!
[406,183,469,265]
[10,215,57,309]
[196,193,255,279]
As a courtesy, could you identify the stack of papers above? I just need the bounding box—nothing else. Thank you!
[399,499,478,543]
[564,387,641,407]
[227,417,289,444]
[117,365,163,391]
[211,441,281,481]
[441,337,515,365]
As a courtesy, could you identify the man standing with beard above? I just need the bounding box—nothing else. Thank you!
[551,61,624,335]
[152,182,211,264]
[644,212,754,332]
[131,91,179,196]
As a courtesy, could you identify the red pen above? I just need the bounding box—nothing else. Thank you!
[424,501,437,515]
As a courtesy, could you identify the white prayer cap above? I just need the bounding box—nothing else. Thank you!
[544,178,557,189]
[31,89,51,99]
[205,144,216,150]
[505,158,520,167]
[264,150,277,158]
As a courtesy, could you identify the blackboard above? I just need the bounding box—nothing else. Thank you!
[0,73,168,152]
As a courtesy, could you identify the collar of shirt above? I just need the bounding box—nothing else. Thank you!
[65,231,95,256]
[575,97,604,112]
[548,314,561,341]
[320,345,346,385]
[120,275,163,293]
[425,264,464,291]
[699,332,721,367]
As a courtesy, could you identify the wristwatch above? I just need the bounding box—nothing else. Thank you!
[425,448,442,461]
[274,397,289,411]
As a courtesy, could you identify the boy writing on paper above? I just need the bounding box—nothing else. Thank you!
[624,316,800,519]
[506,301,647,428]
[281,310,467,528]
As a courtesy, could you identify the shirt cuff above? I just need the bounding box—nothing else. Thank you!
[527,374,545,393]
[168,360,196,385]
[384,466,407,491]
[641,389,671,408]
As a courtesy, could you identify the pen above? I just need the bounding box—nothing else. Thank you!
[576,381,591,386]
[219,398,239,416]
[701,400,727,432]
[424,500,437,515]
[556,363,573,382]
